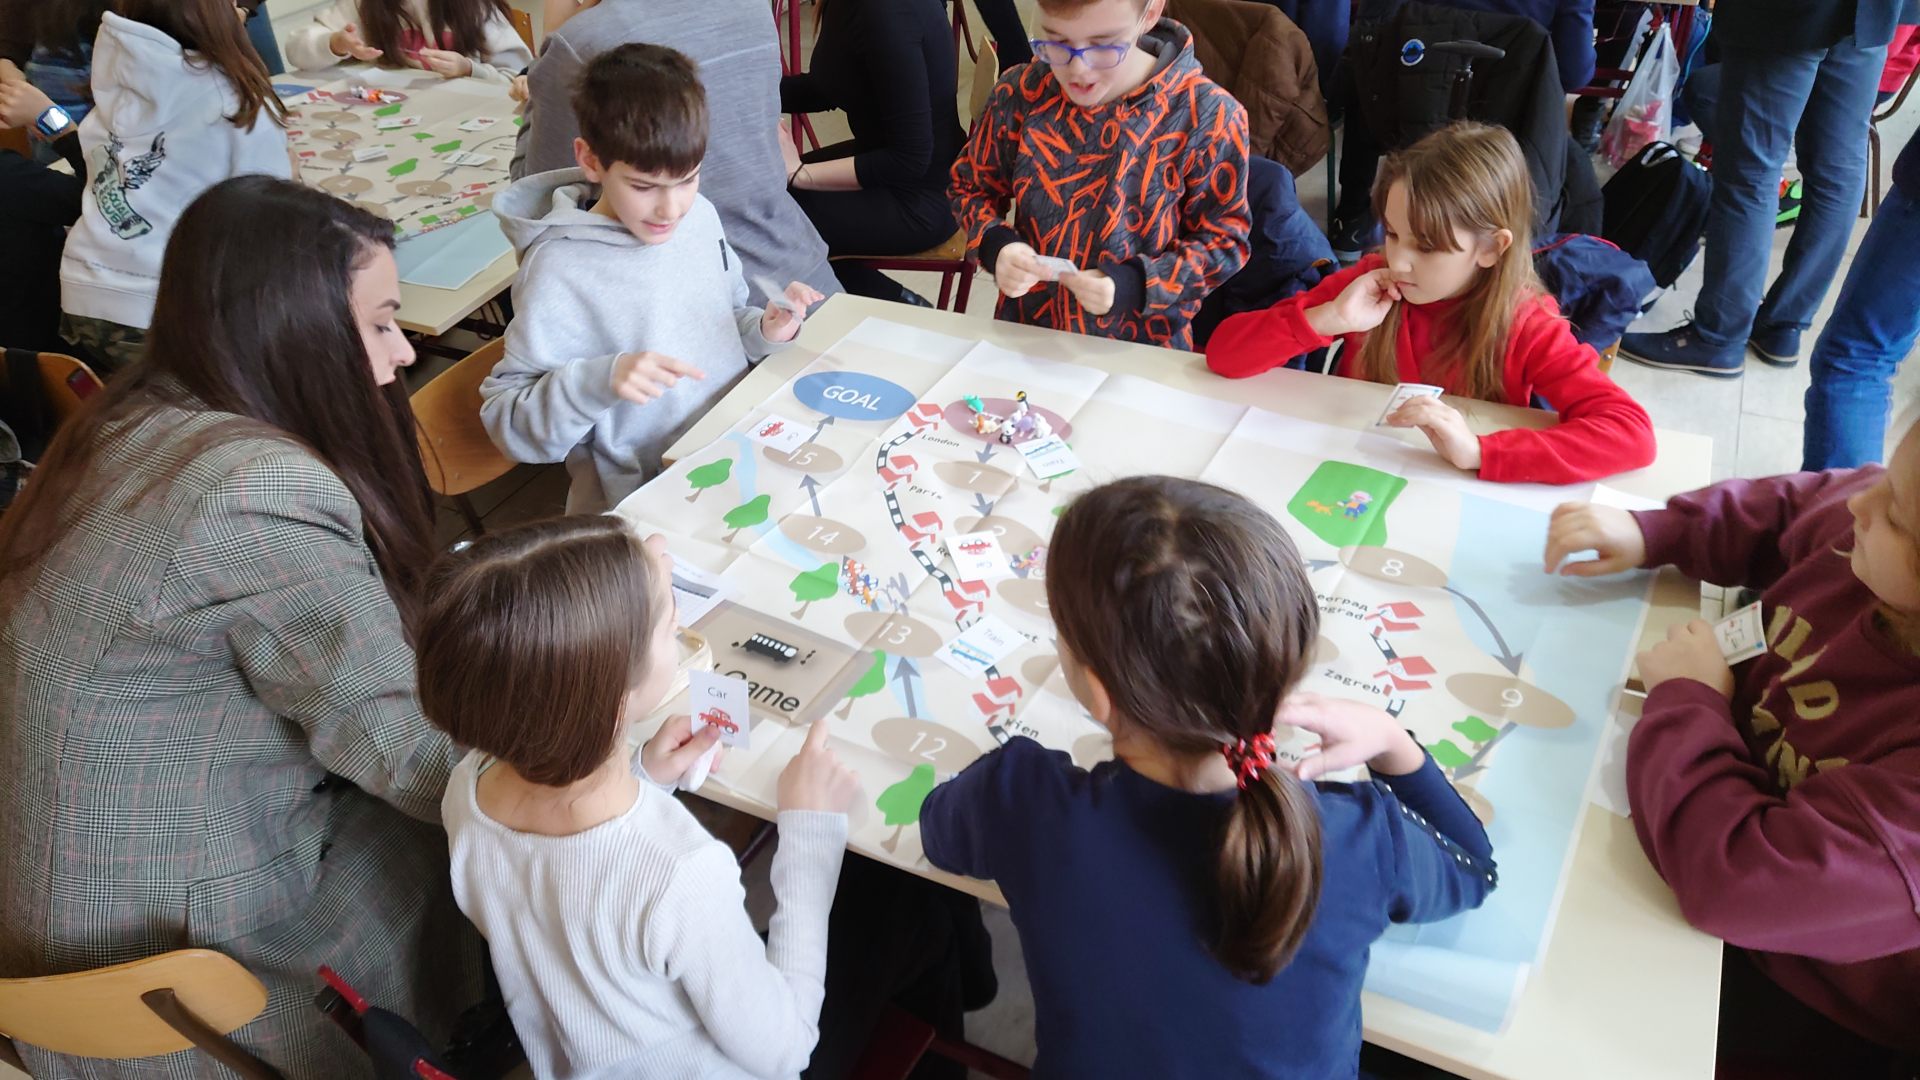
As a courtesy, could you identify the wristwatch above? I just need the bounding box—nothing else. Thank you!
[33,104,75,141]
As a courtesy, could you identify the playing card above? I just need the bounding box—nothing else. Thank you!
[746,413,809,454]
[351,146,389,163]
[441,151,495,167]
[935,615,1026,677]
[373,116,419,131]
[457,117,499,131]
[1016,435,1079,479]
[752,275,805,316]
[1375,383,1445,427]
[669,560,726,627]
[1035,255,1080,278]
[945,531,1010,582]
[1713,601,1767,664]
[689,669,752,748]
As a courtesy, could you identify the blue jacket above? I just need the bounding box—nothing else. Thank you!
[1193,156,1336,350]
[1897,128,1920,194]
[1715,0,1902,52]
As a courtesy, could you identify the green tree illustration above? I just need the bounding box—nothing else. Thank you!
[877,763,937,853]
[722,494,770,543]
[837,650,889,718]
[685,458,733,503]
[789,562,839,618]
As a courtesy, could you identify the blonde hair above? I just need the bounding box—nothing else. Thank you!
[1355,122,1539,404]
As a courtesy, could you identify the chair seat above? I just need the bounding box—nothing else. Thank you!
[832,229,970,265]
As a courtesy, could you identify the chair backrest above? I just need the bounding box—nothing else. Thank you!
[38,352,105,423]
[412,337,516,497]
[0,949,268,1060]
[967,41,999,131]
[508,7,535,52]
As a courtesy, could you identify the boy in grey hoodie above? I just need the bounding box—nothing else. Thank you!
[482,43,822,513]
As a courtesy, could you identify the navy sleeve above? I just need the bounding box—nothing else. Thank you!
[1372,756,1499,923]
[921,736,1063,881]
[1550,0,1597,90]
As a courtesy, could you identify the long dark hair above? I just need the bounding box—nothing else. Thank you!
[1046,476,1324,984]
[418,516,663,786]
[0,176,436,632]
[30,0,111,54]
[116,0,286,130]
[356,0,511,67]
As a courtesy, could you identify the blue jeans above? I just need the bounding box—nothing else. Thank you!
[246,3,285,76]
[1694,36,1885,347]
[1802,183,1920,470]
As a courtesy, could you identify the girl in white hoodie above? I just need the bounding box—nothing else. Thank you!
[59,0,290,371]
[285,0,533,85]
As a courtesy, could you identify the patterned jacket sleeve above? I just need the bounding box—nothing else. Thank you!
[186,447,454,824]
[950,73,1023,272]
[1107,90,1252,322]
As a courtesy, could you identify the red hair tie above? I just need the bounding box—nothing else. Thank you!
[1222,733,1276,789]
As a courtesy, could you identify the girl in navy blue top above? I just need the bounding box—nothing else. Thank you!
[919,475,1498,1079]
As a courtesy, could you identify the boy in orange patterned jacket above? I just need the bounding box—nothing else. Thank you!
[950,0,1251,351]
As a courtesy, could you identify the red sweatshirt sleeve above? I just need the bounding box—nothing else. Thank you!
[1629,468,1874,591]
[1204,258,1375,378]
[1628,680,1920,962]
[1476,304,1656,484]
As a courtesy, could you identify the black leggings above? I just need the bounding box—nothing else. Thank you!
[968,0,1033,69]
[791,143,958,301]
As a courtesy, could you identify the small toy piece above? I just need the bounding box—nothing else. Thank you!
[971,410,1003,437]
[697,707,739,735]
[964,394,986,414]
[744,633,799,662]
[996,391,1053,445]
[842,558,880,606]
[1011,544,1047,575]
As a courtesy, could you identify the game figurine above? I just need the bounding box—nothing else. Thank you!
[744,633,799,662]
[842,558,880,607]
[972,410,1004,437]
[1011,545,1047,575]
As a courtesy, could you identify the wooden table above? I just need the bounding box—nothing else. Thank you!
[272,68,518,337]
[655,296,1724,1080]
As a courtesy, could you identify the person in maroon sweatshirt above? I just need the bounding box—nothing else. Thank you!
[1207,122,1654,486]
[1544,422,1920,1072]
[949,0,1249,352]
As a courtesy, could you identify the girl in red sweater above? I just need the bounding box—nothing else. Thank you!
[1206,122,1655,486]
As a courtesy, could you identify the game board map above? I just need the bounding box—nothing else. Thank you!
[616,317,1658,1032]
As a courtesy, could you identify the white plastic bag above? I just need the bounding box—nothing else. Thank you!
[1602,23,1678,168]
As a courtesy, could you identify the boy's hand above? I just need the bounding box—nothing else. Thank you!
[611,351,705,403]
[413,47,475,78]
[1278,692,1427,780]
[509,73,530,103]
[1544,503,1648,576]
[328,23,385,62]
[993,243,1045,299]
[0,79,54,132]
[1307,268,1401,338]
[778,716,860,813]
[1387,395,1481,471]
[1638,619,1735,698]
[0,59,23,83]
[761,281,825,343]
[1061,268,1115,316]
[640,713,724,787]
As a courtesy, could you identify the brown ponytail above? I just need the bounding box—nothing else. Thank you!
[1046,476,1324,984]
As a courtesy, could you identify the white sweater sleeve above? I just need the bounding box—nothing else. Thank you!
[283,0,358,73]
[644,811,847,1078]
[465,12,535,84]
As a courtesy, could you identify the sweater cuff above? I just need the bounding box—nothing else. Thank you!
[1104,258,1147,316]
[977,225,1023,274]
[1629,507,1682,568]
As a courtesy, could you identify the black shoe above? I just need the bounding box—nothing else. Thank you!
[896,283,934,308]
[1570,96,1607,153]
[1329,214,1381,264]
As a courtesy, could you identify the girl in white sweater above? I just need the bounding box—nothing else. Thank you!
[418,515,859,1080]
[59,0,290,371]
[285,0,533,84]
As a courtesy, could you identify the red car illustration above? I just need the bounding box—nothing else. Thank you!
[758,420,785,439]
[698,708,739,735]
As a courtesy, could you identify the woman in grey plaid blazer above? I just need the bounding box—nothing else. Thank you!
[0,177,482,1077]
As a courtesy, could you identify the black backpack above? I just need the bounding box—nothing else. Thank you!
[1601,142,1712,289]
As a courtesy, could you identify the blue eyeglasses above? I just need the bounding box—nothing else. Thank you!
[1029,39,1132,70]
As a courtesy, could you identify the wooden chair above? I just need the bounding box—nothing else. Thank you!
[0,949,281,1078]
[0,127,28,158]
[507,7,535,52]
[1865,65,1919,218]
[37,351,105,423]
[949,0,979,62]
[828,41,998,312]
[410,337,517,534]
